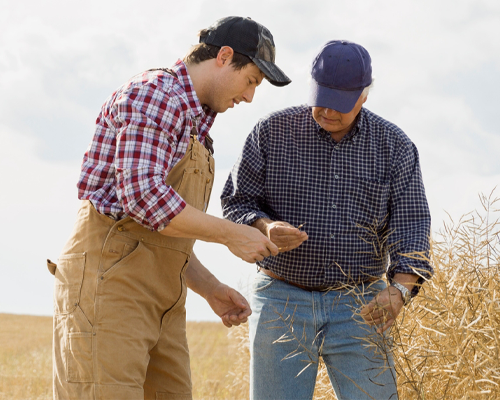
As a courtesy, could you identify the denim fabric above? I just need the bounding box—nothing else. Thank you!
[249,272,398,400]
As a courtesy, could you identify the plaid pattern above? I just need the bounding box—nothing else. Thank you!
[221,105,432,294]
[77,60,217,231]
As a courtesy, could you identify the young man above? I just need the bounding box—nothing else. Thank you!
[221,40,433,399]
[48,16,290,400]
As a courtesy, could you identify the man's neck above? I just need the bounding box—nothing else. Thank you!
[330,112,361,142]
[184,61,211,105]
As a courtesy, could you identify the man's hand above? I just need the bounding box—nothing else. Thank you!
[205,283,252,328]
[360,273,419,333]
[184,252,252,328]
[225,224,279,263]
[252,218,308,253]
[359,286,404,333]
[160,204,278,264]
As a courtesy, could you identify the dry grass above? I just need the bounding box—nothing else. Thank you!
[0,316,242,400]
[2,192,499,400]
[391,191,500,399]
[188,322,247,400]
[0,313,53,400]
[229,192,500,400]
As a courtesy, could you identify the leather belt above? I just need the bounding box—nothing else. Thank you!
[260,268,380,292]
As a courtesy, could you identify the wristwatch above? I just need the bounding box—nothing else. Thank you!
[390,282,411,305]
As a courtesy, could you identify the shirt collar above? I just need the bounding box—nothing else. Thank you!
[310,106,365,143]
[170,60,217,138]
[170,60,217,120]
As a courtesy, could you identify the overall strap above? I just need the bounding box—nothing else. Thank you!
[149,67,215,155]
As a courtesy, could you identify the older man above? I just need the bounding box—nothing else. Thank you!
[222,40,433,399]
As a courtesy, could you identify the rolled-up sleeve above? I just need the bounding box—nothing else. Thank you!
[113,84,187,231]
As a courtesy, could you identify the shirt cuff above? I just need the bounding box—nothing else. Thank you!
[386,263,433,297]
[236,211,271,226]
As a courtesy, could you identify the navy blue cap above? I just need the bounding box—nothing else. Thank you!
[308,40,372,113]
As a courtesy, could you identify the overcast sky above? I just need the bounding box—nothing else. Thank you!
[1,0,499,322]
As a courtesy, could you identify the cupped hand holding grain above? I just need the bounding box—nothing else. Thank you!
[252,218,308,253]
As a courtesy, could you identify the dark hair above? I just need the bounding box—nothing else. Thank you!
[183,29,254,71]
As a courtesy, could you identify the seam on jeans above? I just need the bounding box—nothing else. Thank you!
[312,291,318,336]
[307,365,319,400]
[325,364,344,400]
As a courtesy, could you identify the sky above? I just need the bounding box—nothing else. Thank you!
[1,0,499,322]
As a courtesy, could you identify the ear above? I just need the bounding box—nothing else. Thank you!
[216,46,234,67]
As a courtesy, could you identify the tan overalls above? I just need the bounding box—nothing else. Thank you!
[48,131,214,400]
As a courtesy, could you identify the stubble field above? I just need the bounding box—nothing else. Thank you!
[0,315,247,400]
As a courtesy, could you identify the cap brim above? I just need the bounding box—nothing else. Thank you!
[252,58,291,87]
[308,80,363,113]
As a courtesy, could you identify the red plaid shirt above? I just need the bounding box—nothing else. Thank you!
[77,60,217,231]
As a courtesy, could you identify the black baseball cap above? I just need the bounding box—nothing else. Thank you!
[200,16,291,87]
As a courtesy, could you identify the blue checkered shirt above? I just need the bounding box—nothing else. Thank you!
[221,105,432,294]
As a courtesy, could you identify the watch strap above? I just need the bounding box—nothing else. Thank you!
[391,281,411,305]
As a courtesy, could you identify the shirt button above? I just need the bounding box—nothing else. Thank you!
[332,204,337,209]
[335,145,340,150]
[334,175,339,179]
[194,169,200,174]
[117,225,124,232]
[330,234,335,239]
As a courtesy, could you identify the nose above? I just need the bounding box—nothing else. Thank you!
[242,86,256,103]
[323,108,338,117]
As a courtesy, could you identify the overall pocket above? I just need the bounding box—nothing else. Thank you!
[66,331,93,383]
[53,253,86,315]
[52,252,95,383]
[175,167,209,211]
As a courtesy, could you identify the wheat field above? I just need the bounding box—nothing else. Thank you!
[1,193,499,400]
[0,315,245,400]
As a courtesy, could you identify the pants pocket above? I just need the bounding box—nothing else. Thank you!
[253,271,276,293]
[66,331,93,383]
[53,253,86,315]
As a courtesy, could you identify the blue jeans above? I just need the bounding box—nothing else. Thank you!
[249,272,398,400]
